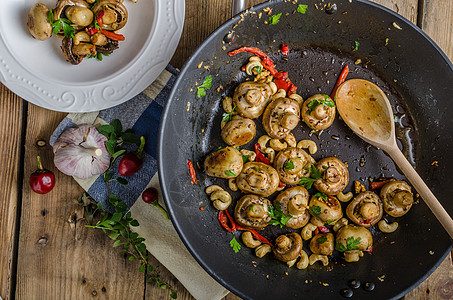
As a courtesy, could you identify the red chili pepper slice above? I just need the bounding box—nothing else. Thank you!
[364,246,373,253]
[280,44,289,56]
[218,210,236,232]
[254,143,271,165]
[186,159,198,184]
[101,30,125,41]
[370,178,395,190]
[96,8,105,28]
[317,226,330,233]
[278,181,286,188]
[86,27,99,36]
[228,47,278,76]
[330,64,349,99]
[362,219,372,225]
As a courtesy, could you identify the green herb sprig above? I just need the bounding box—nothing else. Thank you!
[306,94,335,115]
[197,75,213,98]
[309,205,322,216]
[268,202,292,228]
[336,237,362,252]
[230,236,242,253]
[316,235,328,244]
[298,165,322,189]
[268,13,282,25]
[284,159,295,170]
[87,52,111,61]
[222,105,236,122]
[47,10,75,38]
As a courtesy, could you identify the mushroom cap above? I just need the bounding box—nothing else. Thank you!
[27,3,53,41]
[301,94,336,130]
[54,0,90,32]
[309,233,334,256]
[273,147,315,185]
[346,191,383,227]
[91,0,128,31]
[221,116,256,146]
[236,162,279,197]
[234,194,271,230]
[309,194,343,226]
[336,224,373,252]
[273,232,303,262]
[313,157,349,195]
[274,186,310,229]
[203,147,243,179]
[61,37,83,65]
[262,97,300,139]
[380,180,414,217]
[232,81,273,119]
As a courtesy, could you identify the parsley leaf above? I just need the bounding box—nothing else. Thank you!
[225,170,237,177]
[306,95,335,115]
[230,236,241,253]
[268,13,282,25]
[309,205,322,216]
[87,52,111,61]
[196,75,212,98]
[314,192,327,201]
[284,159,295,170]
[222,105,236,122]
[298,165,322,189]
[268,202,292,228]
[316,235,328,244]
[47,10,74,38]
[297,4,308,14]
[242,155,250,164]
[353,41,360,51]
[336,237,362,252]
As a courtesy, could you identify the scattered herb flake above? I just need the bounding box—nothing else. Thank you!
[297,4,308,14]
[268,13,282,25]
[230,236,241,253]
[242,155,250,164]
[196,75,212,98]
[309,205,322,216]
[225,170,237,177]
[284,159,295,170]
[353,41,360,51]
[317,235,328,244]
[314,192,327,201]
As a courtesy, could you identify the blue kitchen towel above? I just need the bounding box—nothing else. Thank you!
[50,65,178,210]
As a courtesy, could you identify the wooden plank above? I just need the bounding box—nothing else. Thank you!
[0,84,24,300]
[15,105,145,300]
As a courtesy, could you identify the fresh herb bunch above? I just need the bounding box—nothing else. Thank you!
[197,75,212,98]
[47,10,75,38]
[298,165,322,189]
[306,94,335,115]
[268,202,292,228]
[336,237,362,252]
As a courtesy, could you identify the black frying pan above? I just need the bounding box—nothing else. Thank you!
[158,0,453,299]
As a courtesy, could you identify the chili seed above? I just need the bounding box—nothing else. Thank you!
[348,279,361,289]
[340,288,353,298]
[363,281,375,291]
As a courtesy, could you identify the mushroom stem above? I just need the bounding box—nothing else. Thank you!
[360,203,378,220]
[276,235,292,250]
[288,195,305,216]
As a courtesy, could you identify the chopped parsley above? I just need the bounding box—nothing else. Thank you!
[222,105,236,122]
[87,52,110,61]
[309,205,322,216]
[230,236,241,253]
[335,237,362,252]
[242,155,250,164]
[306,95,335,115]
[268,202,292,228]
[316,235,328,244]
[47,10,74,38]
[268,13,282,25]
[224,170,237,177]
[196,75,212,98]
[298,165,322,189]
[314,192,327,201]
[284,159,295,170]
[253,65,262,74]
[297,4,308,14]
[353,41,360,51]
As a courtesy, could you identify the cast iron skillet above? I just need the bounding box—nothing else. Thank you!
[158,1,453,299]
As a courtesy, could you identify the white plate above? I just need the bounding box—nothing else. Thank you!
[0,0,184,112]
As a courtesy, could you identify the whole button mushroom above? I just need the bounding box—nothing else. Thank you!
[308,194,343,226]
[54,0,91,32]
[262,97,300,139]
[310,233,334,256]
[204,146,243,179]
[273,232,303,262]
[232,81,273,119]
[65,5,94,27]
[234,194,272,230]
[301,94,336,130]
[313,157,349,196]
[236,162,279,197]
[221,116,256,146]
[380,180,414,217]
[273,147,315,185]
[274,186,310,229]
[91,0,128,31]
[346,191,383,227]
[27,3,53,41]
[335,225,373,262]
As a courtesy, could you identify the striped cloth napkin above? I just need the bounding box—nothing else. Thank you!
[50,66,229,300]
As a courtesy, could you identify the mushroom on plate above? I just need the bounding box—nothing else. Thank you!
[91,0,128,31]
[308,194,343,226]
[236,162,279,197]
[234,194,271,230]
[262,97,300,139]
[335,224,373,262]
[273,232,303,262]
[301,94,336,130]
[346,191,383,227]
[309,233,334,256]
[380,180,414,217]
[221,116,256,146]
[61,36,94,65]
[27,3,53,41]
[54,0,92,32]
[203,146,243,179]
[274,186,310,229]
[313,157,349,196]
[273,147,314,185]
[232,81,273,119]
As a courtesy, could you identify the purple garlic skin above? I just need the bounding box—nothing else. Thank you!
[53,124,111,179]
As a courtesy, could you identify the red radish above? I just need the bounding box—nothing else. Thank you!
[30,156,55,194]
[118,136,145,176]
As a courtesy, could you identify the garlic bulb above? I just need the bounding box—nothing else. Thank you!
[53,124,111,179]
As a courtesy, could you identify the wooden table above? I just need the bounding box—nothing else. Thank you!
[1,0,452,299]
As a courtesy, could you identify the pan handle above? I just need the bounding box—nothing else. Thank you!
[232,0,245,17]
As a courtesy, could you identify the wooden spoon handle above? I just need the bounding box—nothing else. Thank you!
[387,146,453,240]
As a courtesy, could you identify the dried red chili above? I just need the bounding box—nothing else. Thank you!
[186,159,198,184]
[254,143,271,165]
[218,210,236,232]
[370,178,395,190]
[330,64,349,99]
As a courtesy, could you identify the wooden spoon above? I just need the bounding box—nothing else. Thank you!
[335,79,453,239]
